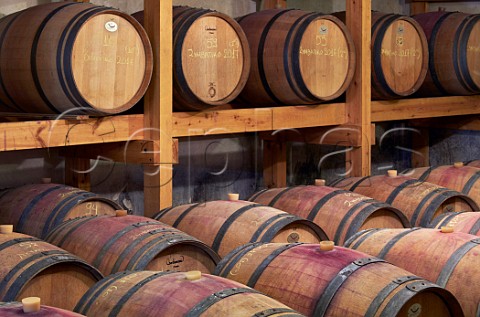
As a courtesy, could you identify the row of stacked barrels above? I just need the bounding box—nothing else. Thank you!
[2,162,480,316]
[1,2,479,115]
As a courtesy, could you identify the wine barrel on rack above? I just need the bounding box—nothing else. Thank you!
[0,183,121,239]
[236,9,356,106]
[330,171,479,227]
[0,2,153,115]
[45,214,220,275]
[465,159,480,168]
[413,12,480,96]
[133,7,250,111]
[0,300,86,317]
[404,162,480,206]
[430,212,480,235]
[249,184,410,245]
[345,228,480,317]
[153,199,327,257]
[335,11,428,99]
[0,227,103,311]
[215,242,463,317]
[74,271,305,317]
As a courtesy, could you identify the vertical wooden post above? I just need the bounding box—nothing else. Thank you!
[65,157,91,191]
[410,2,429,15]
[65,0,89,189]
[263,140,287,188]
[143,0,173,216]
[345,0,372,177]
[409,4,429,168]
[256,0,287,11]
[411,128,430,167]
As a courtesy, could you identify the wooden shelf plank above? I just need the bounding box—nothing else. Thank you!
[173,108,272,137]
[271,103,346,130]
[372,95,480,122]
[172,103,346,137]
[0,114,143,151]
[2,94,478,152]
[260,124,376,147]
[411,116,480,131]
[59,139,179,165]
[407,0,477,2]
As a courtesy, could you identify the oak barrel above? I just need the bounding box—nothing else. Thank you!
[249,185,410,245]
[465,159,480,168]
[0,183,121,239]
[331,172,478,227]
[133,7,250,111]
[236,9,355,106]
[153,200,327,257]
[404,162,480,206]
[345,228,480,317]
[413,12,480,96]
[74,270,305,317]
[0,2,153,114]
[430,211,480,235]
[45,214,220,275]
[215,242,463,317]
[0,230,102,311]
[0,301,85,317]
[335,11,428,99]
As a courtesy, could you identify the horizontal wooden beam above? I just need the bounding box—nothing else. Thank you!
[172,103,346,137]
[172,107,272,137]
[407,0,477,2]
[260,124,376,147]
[0,114,144,152]
[271,103,346,130]
[59,140,179,164]
[410,116,480,131]
[372,96,480,122]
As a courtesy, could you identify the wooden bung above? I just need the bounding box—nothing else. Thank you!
[184,271,202,281]
[0,231,102,310]
[115,210,128,217]
[403,164,480,208]
[22,297,41,313]
[215,243,463,316]
[44,215,220,275]
[319,240,335,251]
[332,174,478,227]
[249,186,411,245]
[0,225,13,234]
[227,193,240,201]
[75,271,303,316]
[387,170,398,177]
[153,201,327,258]
[440,226,454,233]
[0,183,121,239]
[344,228,479,316]
[429,211,480,236]
[314,179,326,187]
